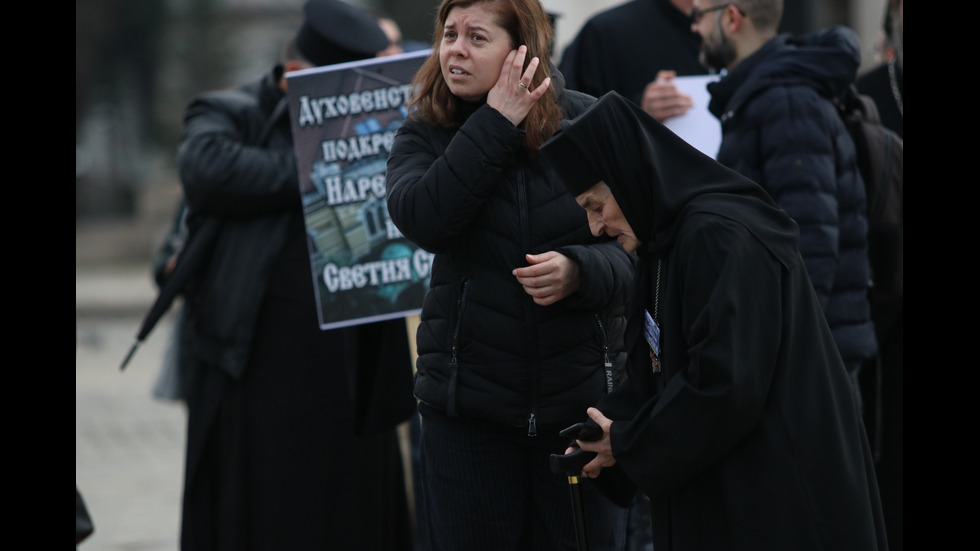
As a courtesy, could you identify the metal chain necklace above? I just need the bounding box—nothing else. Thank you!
[653,259,662,322]
[888,59,903,117]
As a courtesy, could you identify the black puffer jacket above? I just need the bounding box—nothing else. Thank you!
[707,27,877,363]
[386,83,634,434]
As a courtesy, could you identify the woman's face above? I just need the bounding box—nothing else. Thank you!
[439,4,514,102]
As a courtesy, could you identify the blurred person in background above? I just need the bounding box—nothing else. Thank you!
[857,0,902,137]
[855,1,902,548]
[557,0,708,123]
[376,10,406,56]
[173,1,416,549]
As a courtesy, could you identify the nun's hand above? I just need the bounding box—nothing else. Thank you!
[512,251,579,306]
[487,45,551,126]
[576,407,616,478]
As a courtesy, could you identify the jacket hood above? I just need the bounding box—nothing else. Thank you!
[708,26,861,118]
[542,91,798,265]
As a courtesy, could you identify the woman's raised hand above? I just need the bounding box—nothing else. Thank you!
[487,45,551,126]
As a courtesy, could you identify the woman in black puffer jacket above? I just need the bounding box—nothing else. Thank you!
[385,1,634,549]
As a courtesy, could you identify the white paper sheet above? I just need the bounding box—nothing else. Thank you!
[662,75,722,159]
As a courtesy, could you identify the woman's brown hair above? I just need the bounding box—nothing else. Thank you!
[408,0,561,152]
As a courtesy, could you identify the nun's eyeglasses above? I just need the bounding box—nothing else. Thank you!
[689,4,746,24]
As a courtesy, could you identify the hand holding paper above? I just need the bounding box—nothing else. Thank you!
[641,70,694,122]
[660,74,722,159]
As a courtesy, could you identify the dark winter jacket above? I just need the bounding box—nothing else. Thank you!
[707,27,877,362]
[386,82,635,434]
[177,67,299,378]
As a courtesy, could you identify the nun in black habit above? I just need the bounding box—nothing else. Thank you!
[541,92,888,550]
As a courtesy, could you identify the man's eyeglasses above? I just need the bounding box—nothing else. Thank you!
[689,3,746,24]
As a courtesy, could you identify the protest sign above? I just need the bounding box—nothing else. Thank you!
[286,49,432,330]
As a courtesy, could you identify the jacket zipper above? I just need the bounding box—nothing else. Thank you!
[447,279,468,417]
[518,168,539,437]
[595,314,614,393]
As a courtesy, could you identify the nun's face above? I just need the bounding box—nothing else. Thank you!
[576,182,640,253]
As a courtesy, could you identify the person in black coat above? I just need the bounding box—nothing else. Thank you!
[542,90,888,550]
[385,0,634,549]
[857,0,903,139]
[856,2,903,548]
[558,0,707,123]
[175,2,416,549]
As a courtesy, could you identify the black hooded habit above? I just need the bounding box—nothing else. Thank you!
[541,92,888,550]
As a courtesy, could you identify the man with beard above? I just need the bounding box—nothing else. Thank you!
[693,0,877,409]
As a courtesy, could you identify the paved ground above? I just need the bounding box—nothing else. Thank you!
[76,265,419,551]
[74,200,422,550]
[76,264,185,551]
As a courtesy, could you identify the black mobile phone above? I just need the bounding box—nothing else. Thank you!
[559,420,603,442]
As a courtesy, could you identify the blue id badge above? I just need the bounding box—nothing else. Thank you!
[644,309,662,373]
[644,309,661,357]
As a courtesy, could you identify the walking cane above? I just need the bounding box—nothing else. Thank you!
[550,447,597,551]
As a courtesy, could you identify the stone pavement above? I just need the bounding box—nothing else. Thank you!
[76,264,185,551]
[75,209,419,550]
[75,178,426,550]
[76,264,419,551]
